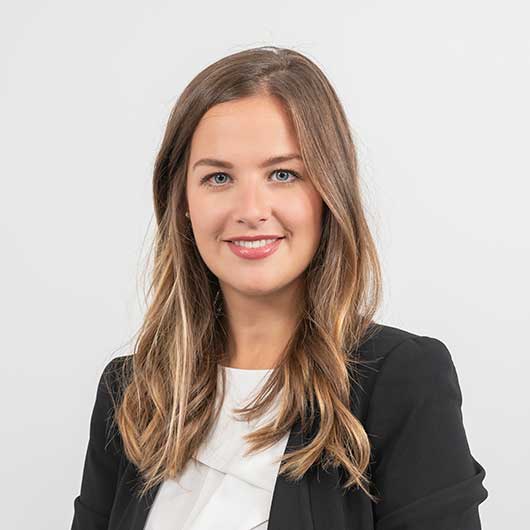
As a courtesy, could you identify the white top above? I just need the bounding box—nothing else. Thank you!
[144,365,291,530]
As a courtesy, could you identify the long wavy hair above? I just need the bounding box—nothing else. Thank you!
[112,45,384,502]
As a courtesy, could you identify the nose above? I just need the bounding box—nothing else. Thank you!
[231,180,272,224]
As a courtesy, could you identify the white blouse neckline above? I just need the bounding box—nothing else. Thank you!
[145,364,289,530]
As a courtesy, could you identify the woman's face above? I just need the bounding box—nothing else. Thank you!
[186,94,323,299]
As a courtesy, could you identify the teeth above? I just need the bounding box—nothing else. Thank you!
[232,238,278,248]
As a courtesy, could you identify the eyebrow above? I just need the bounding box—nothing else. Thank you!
[191,153,303,172]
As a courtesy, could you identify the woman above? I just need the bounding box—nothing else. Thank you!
[71,46,488,530]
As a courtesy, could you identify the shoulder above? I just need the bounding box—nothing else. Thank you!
[356,322,451,362]
[72,355,135,525]
[354,322,455,379]
[353,326,488,523]
[92,355,134,437]
[350,323,458,420]
[98,354,133,401]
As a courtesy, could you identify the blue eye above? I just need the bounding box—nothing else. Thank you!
[200,168,301,188]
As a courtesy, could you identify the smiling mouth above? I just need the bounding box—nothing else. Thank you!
[225,237,284,259]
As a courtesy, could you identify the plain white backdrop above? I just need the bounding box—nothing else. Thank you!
[2,1,528,528]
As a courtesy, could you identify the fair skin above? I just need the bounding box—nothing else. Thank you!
[186,94,323,369]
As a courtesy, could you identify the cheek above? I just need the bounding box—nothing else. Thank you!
[191,215,224,249]
[286,195,323,234]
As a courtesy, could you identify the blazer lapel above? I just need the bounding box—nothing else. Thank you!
[267,414,315,530]
[269,414,348,530]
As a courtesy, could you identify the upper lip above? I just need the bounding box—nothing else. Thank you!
[223,235,285,242]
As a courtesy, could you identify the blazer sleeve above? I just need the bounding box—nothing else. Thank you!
[365,336,488,530]
[71,357,124,530]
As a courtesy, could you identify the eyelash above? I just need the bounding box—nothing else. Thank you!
[199,168,302,188]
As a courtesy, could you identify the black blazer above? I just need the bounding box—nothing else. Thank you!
[71,324,488,529]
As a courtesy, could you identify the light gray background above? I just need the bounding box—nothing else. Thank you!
[2,1,528,528]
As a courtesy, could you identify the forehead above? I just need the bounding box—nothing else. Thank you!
[189,95,300,163]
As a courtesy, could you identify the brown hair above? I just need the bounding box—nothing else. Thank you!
[113,45,383,502]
